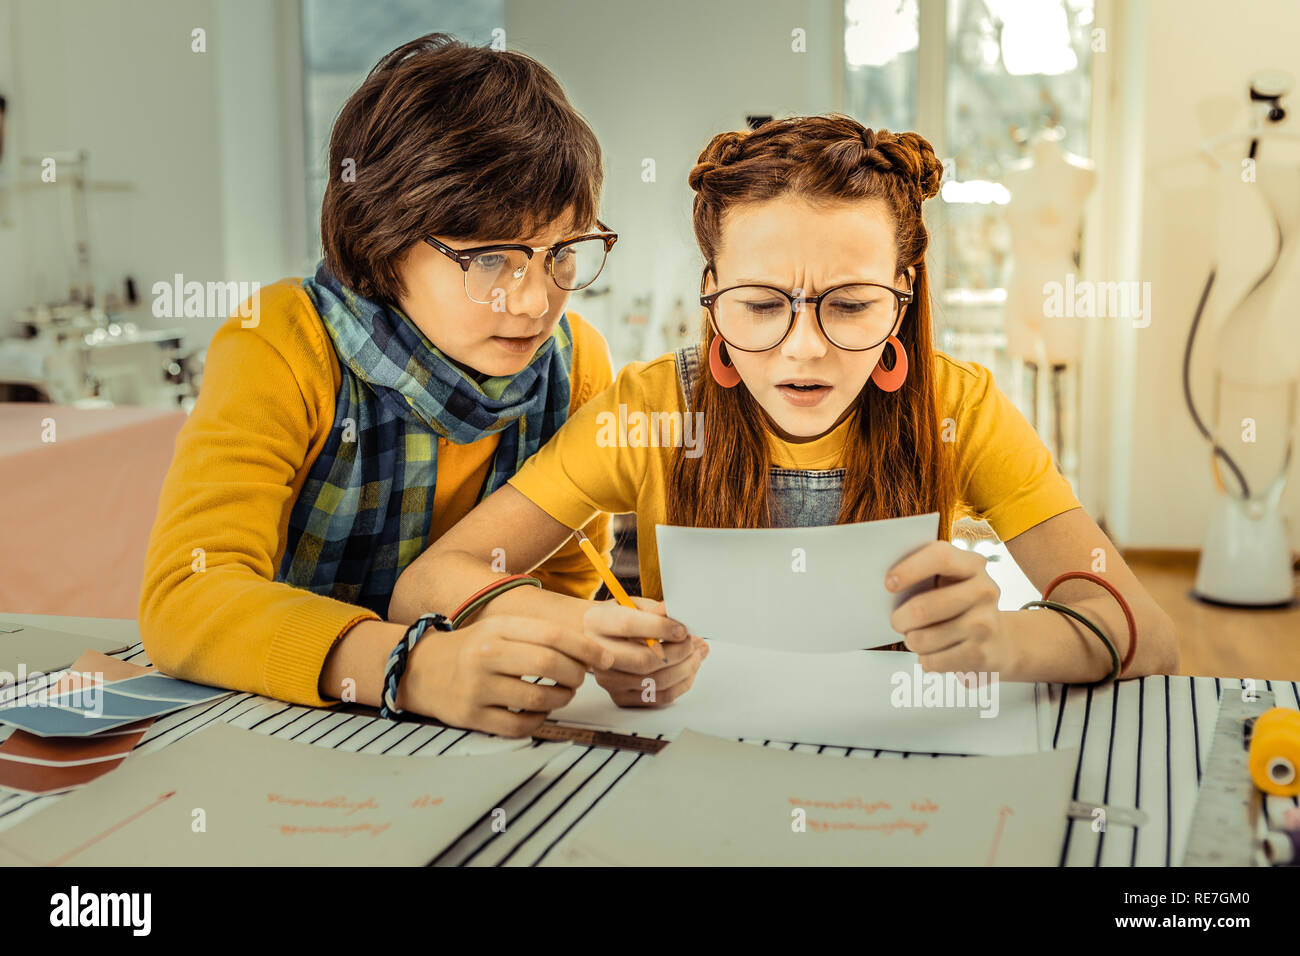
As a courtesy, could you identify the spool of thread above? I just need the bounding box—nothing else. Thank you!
[1248,707,1300,797]
[1263,828,1300,866]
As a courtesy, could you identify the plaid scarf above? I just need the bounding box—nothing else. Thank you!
[276,262,573,618]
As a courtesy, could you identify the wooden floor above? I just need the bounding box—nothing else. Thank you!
[1125,551,1300,682]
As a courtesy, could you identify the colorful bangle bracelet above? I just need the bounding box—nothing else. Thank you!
[450,573,537,620]
[1042,570,1138,676]
[451,576,542,628]
[1020,599,1122,686]
[379,612,453,719]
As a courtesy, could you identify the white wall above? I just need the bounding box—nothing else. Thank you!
[506,0,833,368]
[0,0,297,348]
[214,0,302,293]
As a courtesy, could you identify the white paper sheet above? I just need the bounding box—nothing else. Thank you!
[0,722,568,866]
[656,512,940,652]
[544,729,1078,866]
[550,643,1042,756]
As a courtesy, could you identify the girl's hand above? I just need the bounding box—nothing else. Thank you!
[400,616,615,737]
[885,540,1016,678]
[583,597,709,708]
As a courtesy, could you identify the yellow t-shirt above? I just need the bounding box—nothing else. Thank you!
[138,279,613,708]
[507,349,1081,600]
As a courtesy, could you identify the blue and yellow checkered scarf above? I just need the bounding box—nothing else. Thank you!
[276,262,573,617]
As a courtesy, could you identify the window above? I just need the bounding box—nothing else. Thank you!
[844,0,920,133]
[844,0,1097,487]
[942,0,1095,302]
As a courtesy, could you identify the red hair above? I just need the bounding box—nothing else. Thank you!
[665,114,956,535]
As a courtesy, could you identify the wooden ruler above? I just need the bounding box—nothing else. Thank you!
[1182,687,1274,866]
[335,704,669,754]
[532,723,668,754]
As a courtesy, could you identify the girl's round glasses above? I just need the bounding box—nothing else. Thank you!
[700,278,913,352]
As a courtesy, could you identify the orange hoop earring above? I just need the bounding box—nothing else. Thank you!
[871,335,908,392]
[708,335,742,388]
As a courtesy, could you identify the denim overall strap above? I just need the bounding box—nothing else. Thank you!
[674,344,703,415]
[768,467,846,528]
[671,344,846,528]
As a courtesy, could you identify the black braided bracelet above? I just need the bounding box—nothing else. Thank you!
[379,612,453,719]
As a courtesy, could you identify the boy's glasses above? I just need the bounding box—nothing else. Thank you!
[700,279,913,352]
[424,221,618,305]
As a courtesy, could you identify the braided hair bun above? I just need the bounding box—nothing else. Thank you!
[687,129,749,192]
[892,130,944,204]
[690,117,942,211]
[688,114,942,274]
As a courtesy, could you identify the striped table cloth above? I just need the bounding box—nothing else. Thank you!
[1,642,1297,867]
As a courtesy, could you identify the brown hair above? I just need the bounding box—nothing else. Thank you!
[320,33,603,302]
[666,114,956,536]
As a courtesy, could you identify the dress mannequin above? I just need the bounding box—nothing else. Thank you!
[1194,155,1300,605]
[1183,70,1299,605]
[1001,130,1096,471]
[1214,159,1300,391]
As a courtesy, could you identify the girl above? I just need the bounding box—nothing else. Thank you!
[139,34,619,734]
[392,115,1179,721]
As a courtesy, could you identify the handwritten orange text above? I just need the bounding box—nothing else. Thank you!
[266,793,380,815]
[788,796,892,814]
[275,822,392,838]
[807,818,930,836]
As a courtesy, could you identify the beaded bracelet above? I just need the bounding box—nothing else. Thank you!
[379,612,453,719]
[1020,599,1122,686]
[450,574,542,628]
[1041,571,1138,676]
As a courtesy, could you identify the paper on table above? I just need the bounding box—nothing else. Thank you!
[0,722,569,866]
[102,672,232,704]
[656,512,940,652]
[0,680,232,737]
[550,643,1041,756]
[544,729,1078,866]
[0,705,146,738]
[0,650,154,795]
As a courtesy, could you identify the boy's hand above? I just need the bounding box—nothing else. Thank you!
[401,616,614,737]
[583,597,709,707]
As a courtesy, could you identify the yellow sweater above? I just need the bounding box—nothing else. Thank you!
[138,279,613,707]
[508,350,1082,600]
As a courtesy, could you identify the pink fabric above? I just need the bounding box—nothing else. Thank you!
[0,403,186,617]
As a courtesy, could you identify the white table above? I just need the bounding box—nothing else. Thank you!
[1,614,1297,866]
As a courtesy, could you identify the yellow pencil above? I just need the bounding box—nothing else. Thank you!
[573,529,668,663]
